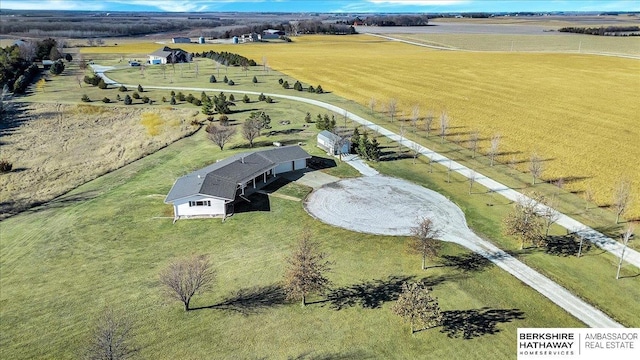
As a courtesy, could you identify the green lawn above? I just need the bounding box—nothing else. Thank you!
[1,128,584,359]
[369,136,640,327]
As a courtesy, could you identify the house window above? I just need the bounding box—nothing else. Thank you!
[189,200,211,207]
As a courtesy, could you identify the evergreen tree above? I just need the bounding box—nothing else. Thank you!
[209,75,217,83]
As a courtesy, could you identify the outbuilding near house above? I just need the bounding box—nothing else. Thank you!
[317,130,350,156]
[164,146,311,221]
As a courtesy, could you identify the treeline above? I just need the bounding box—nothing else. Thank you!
[558,26,640,36]
[206,21,356,38]
[1,38,68,92]
[362,15,430,26]
[196,51,257,67]
[1,15,227,38]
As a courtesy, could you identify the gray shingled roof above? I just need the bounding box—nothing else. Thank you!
[149,46,186,58]
[165,145,310,203]
[318,130,341,144]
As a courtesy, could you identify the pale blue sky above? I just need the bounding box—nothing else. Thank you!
[2,0,639,13]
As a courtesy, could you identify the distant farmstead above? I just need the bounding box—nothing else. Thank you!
[164,146,311,221]
[148,46,192,65]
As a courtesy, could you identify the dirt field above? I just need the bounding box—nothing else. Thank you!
[0,103,199,218]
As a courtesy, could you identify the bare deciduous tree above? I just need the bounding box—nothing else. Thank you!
[468,170,477,194]
[206,124,237,151]
[283,230,332,306]
[469,130,479,158]
[489,134,501,167]
[159,255,215,311]
[613,179,631,224]
[410,141,422,164]
[439,111,449,144]
[529,152,543,185]
[616,226,634,279]
[369,97,376,116]
[408,217,442,270]
[85,306,137,360]
[540,196,560,236]
[391,282,442,334]
[424,110,434,138]
[387,98,398,122]
[503,194,545,249]
[242,117,262,148]
[410,105,420,132]
[584,186,594,211]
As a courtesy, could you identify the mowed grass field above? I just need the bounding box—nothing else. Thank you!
[83,35,640,219]
[1,128,589,360]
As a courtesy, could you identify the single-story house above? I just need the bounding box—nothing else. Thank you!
[317,130,350,155]
[164,145,311,221]
[172,37,191,44]
[148,46,191,65]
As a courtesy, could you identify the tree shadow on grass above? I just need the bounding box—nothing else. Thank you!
[192,284,287,315]
[322,274,460,310]
[440,307,525,339]
[285,350,375,360]
[545,234,592,257]
[440,252,493,272]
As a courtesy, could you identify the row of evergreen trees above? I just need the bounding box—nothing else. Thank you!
[198,50,257,66]
[351,128,381,161]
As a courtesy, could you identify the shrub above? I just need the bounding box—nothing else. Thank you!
[209,75,217,83]
[294,81,303,91]
[0,159,13,173]
[305,112,313,123]
[266,96,274,104]
[185,94,195,103]
[229,94,235,102]
[223,76,228,83]
[308,85,315,93]
[102,97,111,103]
[252,76,258,84]
[137,84,144,92]
[316,85,324,94]
[98,79,108,89]
[132,92,140,99]
[278,78,284,85]
[228,80,235,86]
[162,96,167,102]
[177,92,185,101]
[191,99,201,106]
[207,116,215,122]
[170,96,176,105]
[65,53,73,62]
[142,96,150,103]
[258,93,266,101]
[124,95,132,105]
[81,94,91,102]
[242,94,250,103]
[118,85,127,92]
[282,81,289,89]
[219,115,229,126]
[116,94,121,101]
[49,60,65,75]
[170,90,175,96]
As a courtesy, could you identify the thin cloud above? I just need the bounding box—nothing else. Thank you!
[368,0,467,5]
[2,0,106,11]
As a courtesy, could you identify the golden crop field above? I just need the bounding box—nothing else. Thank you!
[83,35,640,218]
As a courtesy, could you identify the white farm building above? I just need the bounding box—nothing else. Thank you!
[317,130,350,155]
[164,146,310,221]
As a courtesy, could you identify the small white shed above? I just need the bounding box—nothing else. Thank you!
[317,130,350,155]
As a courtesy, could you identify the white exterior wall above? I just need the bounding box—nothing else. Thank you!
[174,195,226,217]
[148,55,167,64]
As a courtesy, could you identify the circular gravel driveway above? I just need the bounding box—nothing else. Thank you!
[304,175,470,237]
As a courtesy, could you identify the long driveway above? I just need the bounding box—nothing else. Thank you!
[94,69,636,327]
[96,67,640,268]
[94,68,640,269]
